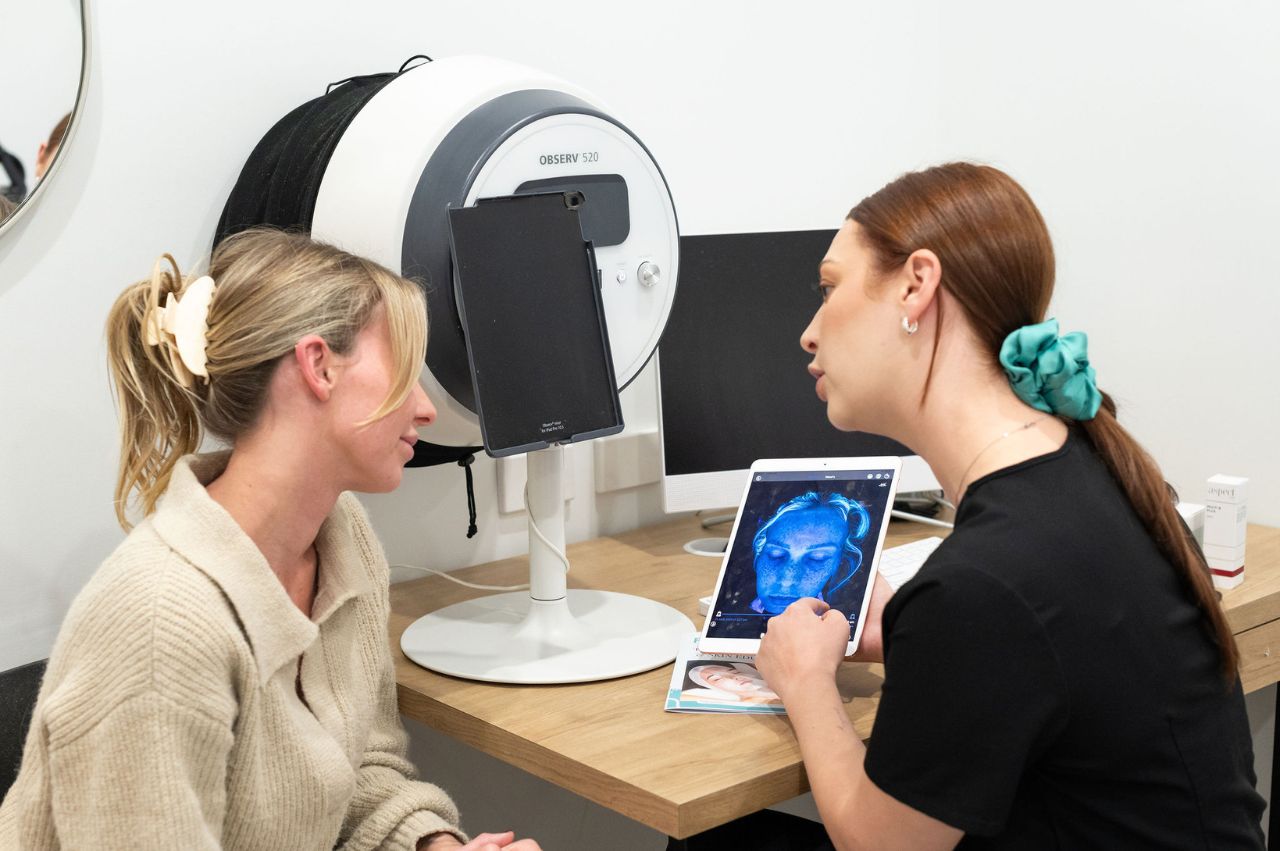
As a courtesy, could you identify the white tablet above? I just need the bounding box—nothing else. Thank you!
[697,456,902,657]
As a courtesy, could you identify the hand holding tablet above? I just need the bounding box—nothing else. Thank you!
[698,457,902,657]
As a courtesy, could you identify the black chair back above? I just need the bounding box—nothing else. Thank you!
[0,659,46,802]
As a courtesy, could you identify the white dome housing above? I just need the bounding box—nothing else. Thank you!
[310,55,680,447]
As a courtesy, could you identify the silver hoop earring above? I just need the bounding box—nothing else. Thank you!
[901,316,919,336]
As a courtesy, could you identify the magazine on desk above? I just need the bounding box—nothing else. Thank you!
[665,634,786,715]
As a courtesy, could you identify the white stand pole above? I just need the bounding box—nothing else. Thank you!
[514,446,593,647]
[401,445,694,684]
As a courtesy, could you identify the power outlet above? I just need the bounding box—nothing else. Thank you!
[593,427,661,494]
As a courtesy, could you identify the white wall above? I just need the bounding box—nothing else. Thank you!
[935,0,1280,525]
[1,1,1277,846]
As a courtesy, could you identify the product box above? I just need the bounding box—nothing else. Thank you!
[1209,565,1245,589]
[1177,502,1206,548]
[1203,541,1246,563]
[1205,475,1248,590]
[1207,474,1249,505]
[1205,475,1248,549]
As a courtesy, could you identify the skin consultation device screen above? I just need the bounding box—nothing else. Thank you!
[705,469,895,641]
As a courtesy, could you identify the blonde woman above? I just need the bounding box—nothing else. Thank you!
[0,229,540,851]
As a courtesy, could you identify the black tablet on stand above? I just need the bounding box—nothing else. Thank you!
[447,191,624,457]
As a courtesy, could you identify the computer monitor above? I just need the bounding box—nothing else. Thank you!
[658,229,940,517]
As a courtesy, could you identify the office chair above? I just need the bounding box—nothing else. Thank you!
[0,659,46,801]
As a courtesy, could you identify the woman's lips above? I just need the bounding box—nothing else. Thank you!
[812,372,826,401]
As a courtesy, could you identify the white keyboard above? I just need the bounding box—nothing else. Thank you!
[697,536,944,615]
[877,536,943,591]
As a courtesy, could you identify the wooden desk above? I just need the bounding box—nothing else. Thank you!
[390,517,1280,839]
[1220,525,1280,692]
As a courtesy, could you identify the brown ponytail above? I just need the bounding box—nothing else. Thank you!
[849,162,1238,683]
[1079,393,1238,678]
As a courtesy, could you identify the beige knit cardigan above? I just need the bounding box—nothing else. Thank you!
[0,453,464,850]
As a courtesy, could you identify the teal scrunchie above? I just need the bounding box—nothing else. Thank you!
[998,318,1101,421]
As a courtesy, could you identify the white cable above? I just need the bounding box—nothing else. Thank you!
[890,509,955,529]
[389,481,571,594]
[391,564,530,592]
[524,483,571,574]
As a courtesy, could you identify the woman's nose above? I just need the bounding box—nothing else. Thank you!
[800,314,819,353]
[412,381,436,427]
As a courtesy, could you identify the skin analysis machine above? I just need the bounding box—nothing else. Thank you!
[221,55,692,683]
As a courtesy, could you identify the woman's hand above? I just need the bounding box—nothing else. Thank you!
[420,830,542,851]
[755,598,850,704]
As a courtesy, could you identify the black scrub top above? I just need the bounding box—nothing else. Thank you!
[864,431,1265,849]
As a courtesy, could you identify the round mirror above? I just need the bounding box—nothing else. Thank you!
[0,0,87,234]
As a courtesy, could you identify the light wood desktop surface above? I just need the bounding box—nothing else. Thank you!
[390,516,1280,839]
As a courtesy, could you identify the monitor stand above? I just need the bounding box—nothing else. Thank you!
[400,445,694,684]
[700,511,735,529]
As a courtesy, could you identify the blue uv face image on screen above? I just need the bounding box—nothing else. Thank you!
[706,470,895,641]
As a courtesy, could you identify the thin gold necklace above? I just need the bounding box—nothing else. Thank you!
[955,418,1046,502]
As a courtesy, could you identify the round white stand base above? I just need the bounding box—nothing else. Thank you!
[401,590,694,684]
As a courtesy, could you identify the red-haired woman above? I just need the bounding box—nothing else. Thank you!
[680,164,1265,850]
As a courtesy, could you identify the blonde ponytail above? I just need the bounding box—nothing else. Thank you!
[105,255,204,529]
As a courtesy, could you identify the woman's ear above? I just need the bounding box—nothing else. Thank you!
[295,334,336,401]
[900,248,942,327]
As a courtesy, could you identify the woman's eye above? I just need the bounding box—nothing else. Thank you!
[806,553,832,564]
[812,282,834,303]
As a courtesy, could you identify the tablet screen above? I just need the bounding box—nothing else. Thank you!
[704,468,896,641]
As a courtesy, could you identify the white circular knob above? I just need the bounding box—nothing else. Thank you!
[638,261,661,288]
